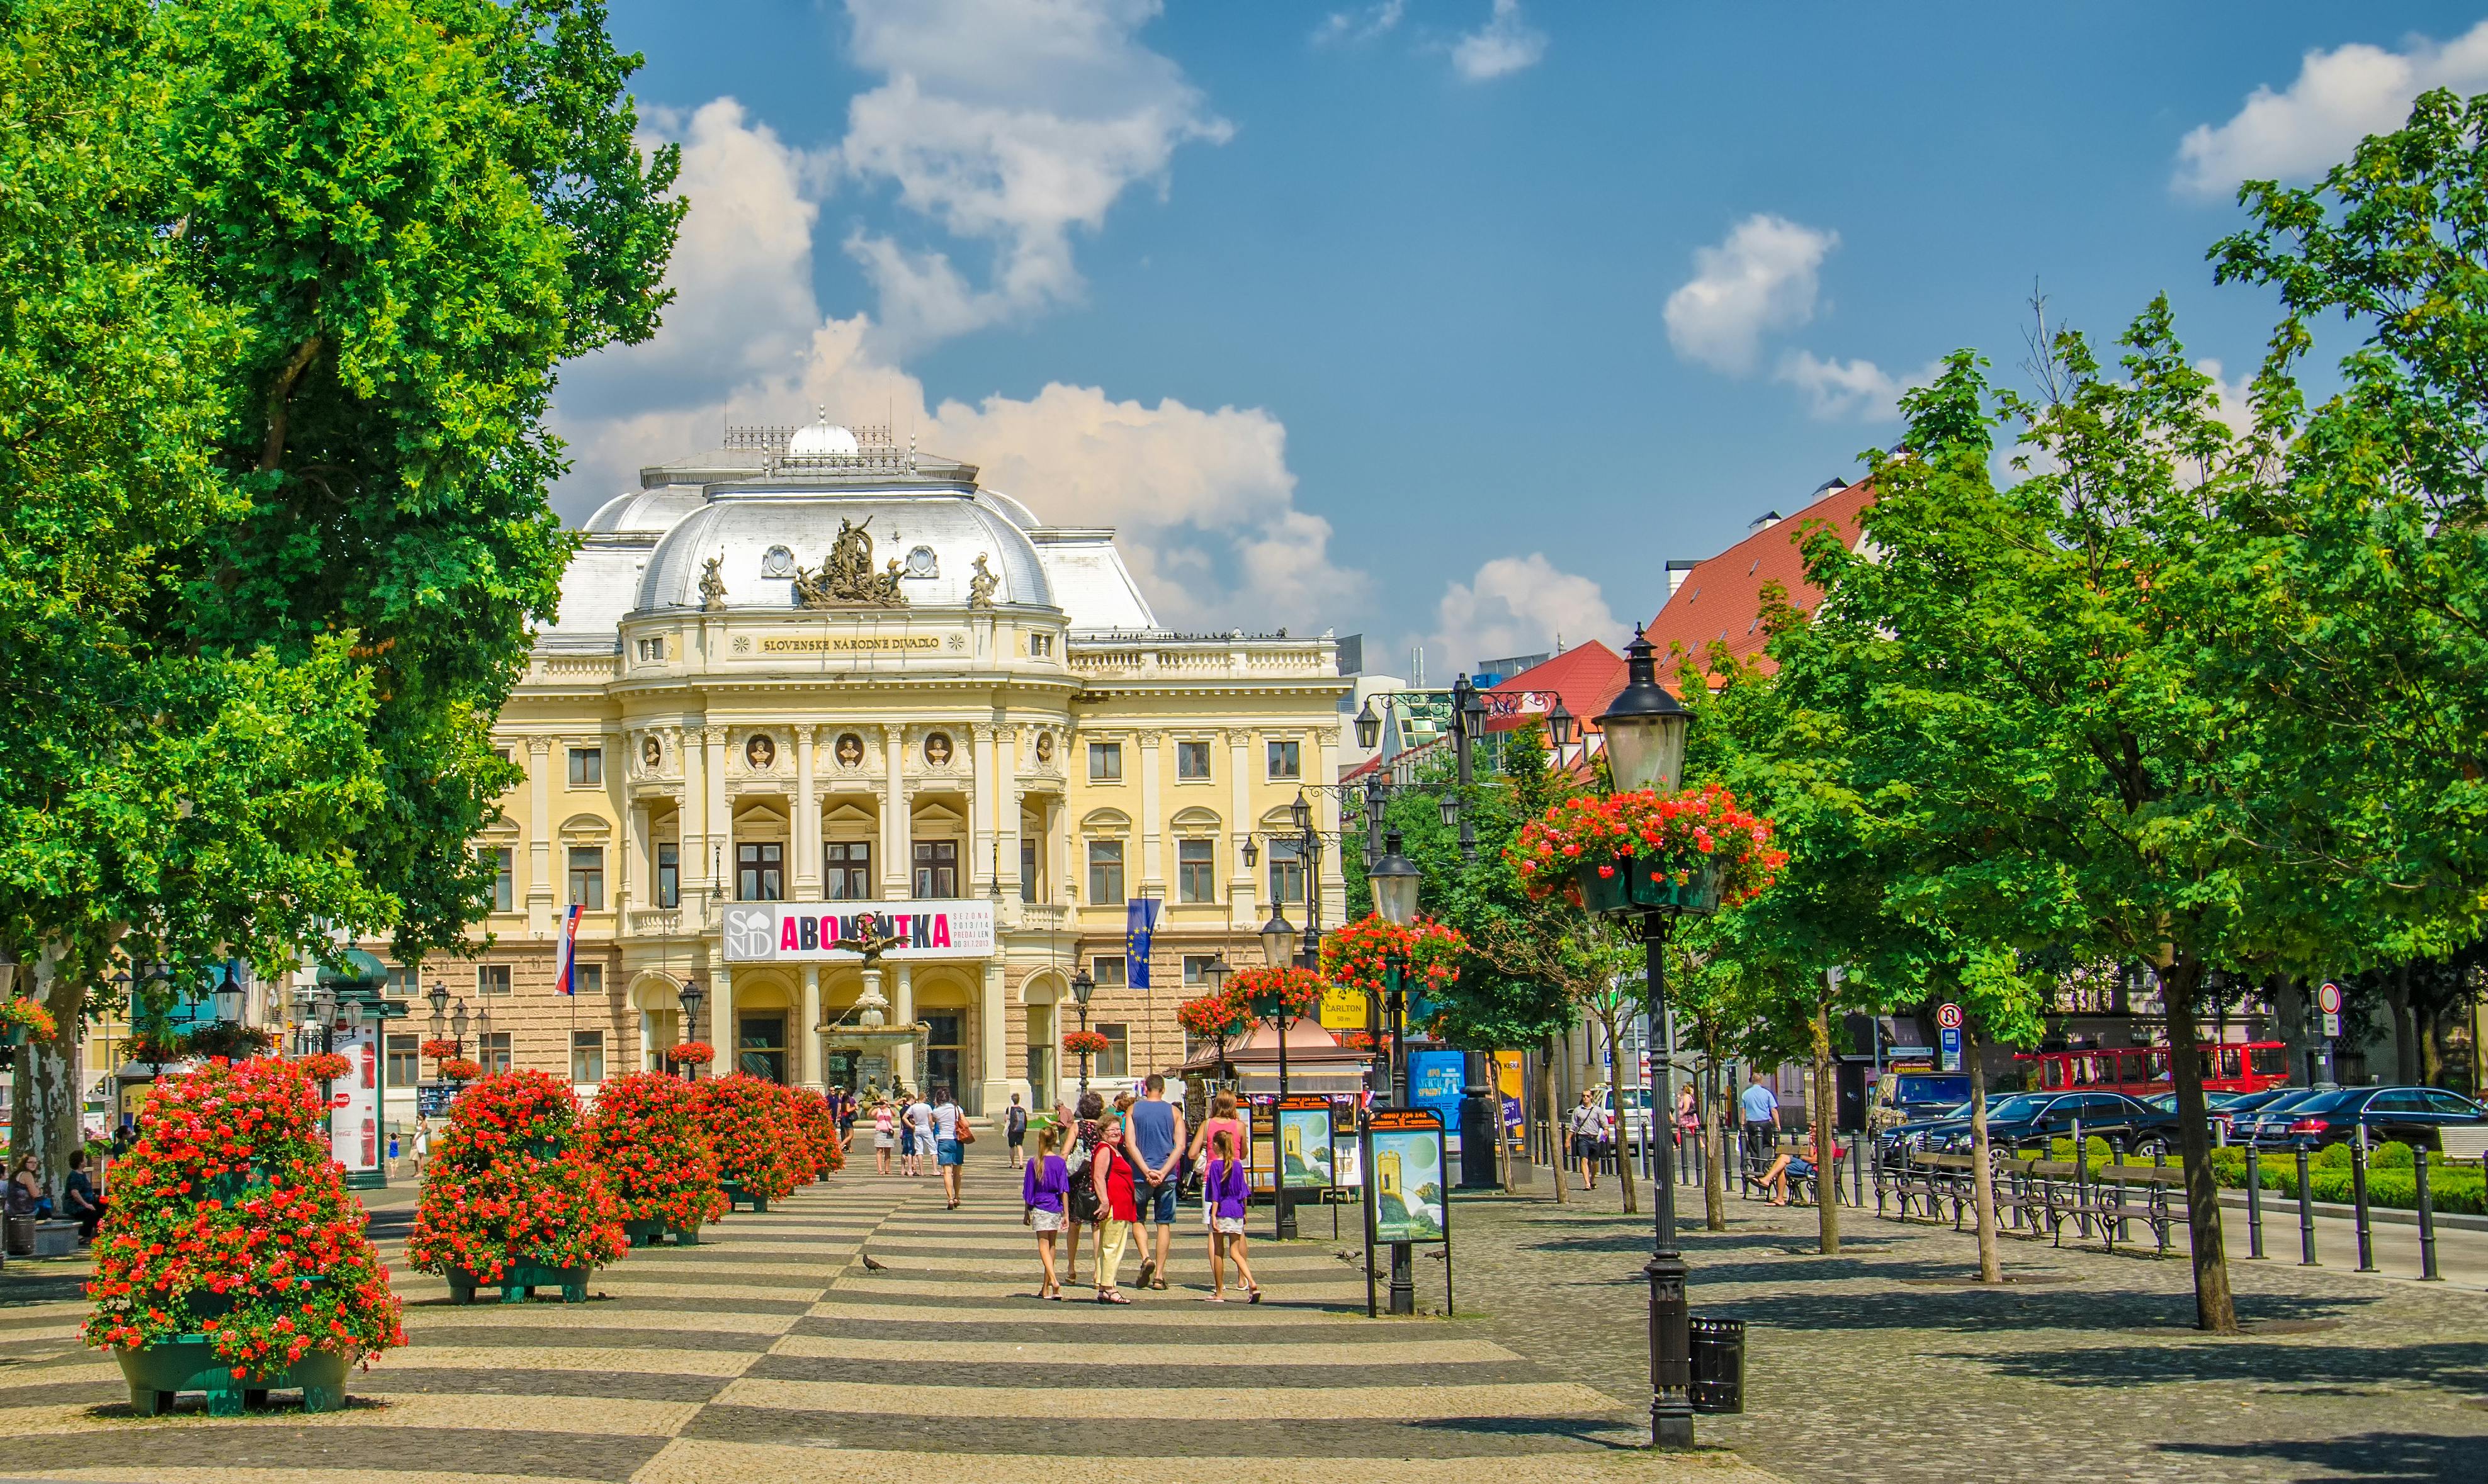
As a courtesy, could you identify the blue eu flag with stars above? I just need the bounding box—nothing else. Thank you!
[1126,897,1160,988]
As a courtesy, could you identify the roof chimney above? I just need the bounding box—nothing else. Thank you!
[1665,559,1699,598]
[1747,510,1783,534]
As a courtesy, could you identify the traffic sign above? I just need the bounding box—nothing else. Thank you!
[1938,1025,1963,1072]
[2322,1011,2342,1038]
[2317,981,2343,1015]
[1937,1003,1963,1030]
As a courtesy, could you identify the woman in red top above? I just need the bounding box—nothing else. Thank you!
[1090,1116,1142,1303]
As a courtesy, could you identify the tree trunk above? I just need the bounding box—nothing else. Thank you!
[1702,1059,1726,1230]
[2163,952,2239,1332]
[1811,1002,1840,1255]
[9,944,82,1194]
[2384,964,2419,1086]
[1541,1037,1565,1205]
[1965,1020,2001,1283]
[1604,1012,1637,1215]
[2272,975,2309,1085]
[2423,1007,2446,1089]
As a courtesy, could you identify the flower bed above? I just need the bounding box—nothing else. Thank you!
[82,1057,404,1374]
[1320,914,1465,1002]
[1513,784,1784,911]
[407,1071,626,1289]
[694,1075,807,1205]
[583,1072,727,1237]
[789,1088,844,1180]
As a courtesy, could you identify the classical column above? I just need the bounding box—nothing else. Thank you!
[714,965,735,1071]
[526,738,554,936]
[1313,728,1343,926]
[978,959,1012,1116]
[997,725,1023,899]
[1138,729,1165,893]
[881,724,908,899]
[794,725,820,900]
[681,724,708,917]
[893,963,916,1090]
[706,726,729,911]
[971,723,997,897]
[1227,728,1257,929]
[623,800,647,914]
[799,964,823,1091]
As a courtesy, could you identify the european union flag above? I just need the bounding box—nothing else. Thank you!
[1126,897,1160,988]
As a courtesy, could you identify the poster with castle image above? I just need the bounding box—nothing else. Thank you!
[1364,1110,1447,1244]
[1278,1105,1332,1189]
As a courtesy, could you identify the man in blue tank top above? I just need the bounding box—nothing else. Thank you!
[1129,1073,1186,1290]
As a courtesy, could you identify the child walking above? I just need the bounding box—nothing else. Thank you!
[1202,1130,1259,1303]
[1022,1125,1070,1300]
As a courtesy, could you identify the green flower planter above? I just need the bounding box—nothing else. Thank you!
[115,1339,350,1417]
[1576,856,1726,918]
[720,1179,769,1213]
[446,1262,590,1305]
[622,1218,701,1247]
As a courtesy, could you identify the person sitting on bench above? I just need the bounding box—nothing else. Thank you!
[1757,1144,1817,1206]
[61,1151,105,1242]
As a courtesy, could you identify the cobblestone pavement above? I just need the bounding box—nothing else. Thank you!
[0,1168,1766,1483]
[1449,1170,2488,1484]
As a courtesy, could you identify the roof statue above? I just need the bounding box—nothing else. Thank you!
[966,553,998,609]
[699,554,727,612]
[793,517,907,609]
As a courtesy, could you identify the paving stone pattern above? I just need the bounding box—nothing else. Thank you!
[0,1167,1763,1483]
[1450,1173,2488,1484]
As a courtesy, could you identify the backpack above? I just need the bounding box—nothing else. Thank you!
[1006,1105,1027,1135]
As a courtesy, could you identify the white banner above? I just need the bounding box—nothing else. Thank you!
[328,1024,382,1176]
[721,901,997,963]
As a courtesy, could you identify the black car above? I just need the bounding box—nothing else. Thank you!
[2232,1086,2340,1145]
[1920,1090,2180,1156]
[1872,1101,1971,1167]
[2242,1085,2487,1151]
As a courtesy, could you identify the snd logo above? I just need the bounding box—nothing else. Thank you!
[724,908,778,960]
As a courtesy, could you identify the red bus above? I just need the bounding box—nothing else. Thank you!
[2015,1041,2290,1098]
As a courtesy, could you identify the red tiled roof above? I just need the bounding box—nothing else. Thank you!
[1644,479,1875,679]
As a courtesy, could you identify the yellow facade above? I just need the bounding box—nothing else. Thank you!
[370,422,1347,1116]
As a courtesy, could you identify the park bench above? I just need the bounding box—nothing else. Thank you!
[2042,1149,2178,1256]
[2441,1126,2488,1166]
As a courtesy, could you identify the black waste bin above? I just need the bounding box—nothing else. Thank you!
[1690,1315,1744,1415]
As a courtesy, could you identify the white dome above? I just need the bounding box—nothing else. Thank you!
[788,420,861,458]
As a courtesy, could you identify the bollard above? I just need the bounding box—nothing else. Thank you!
[1852,1132,1867,1209]
[2296,1144,2318,1266]
[2110,1137,2129,1249]
[2351,1127,2377,1274]
[2414,1142,2441,1282]
[2245,1145,2266,1259]
[2071,1118,2090,1239]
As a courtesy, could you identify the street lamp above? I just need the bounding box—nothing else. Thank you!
[214,964,244,1024]
[1354,697,1382,751]
[676,977,705,1081]
[426,979,450,1023]
[1069,967,1095,1096]
[1200,956,1232,997]
[1367,831,1422,928]
[1248,971,1303,1241]
[1595,623,1699,1451]
[1258,908,1296,969]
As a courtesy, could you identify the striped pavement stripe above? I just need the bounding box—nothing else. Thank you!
[0,1168,1738,1481]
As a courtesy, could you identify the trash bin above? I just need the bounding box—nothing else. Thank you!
[4,1213,35,1257]
[1690,1315,1744,1415]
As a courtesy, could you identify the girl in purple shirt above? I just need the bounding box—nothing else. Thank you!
[1202,1130,1260,1303]
[1022,1126,1070,1300]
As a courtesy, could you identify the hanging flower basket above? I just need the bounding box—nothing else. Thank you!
[419,1039,461,1062]
[1227,965,1328,1023]
[1060,1030,1112,1057]
[1320,915,1466,1001]
[437,1058,482,1082]
[295,1052,353,1083]
[0,998,59,1043]
[82,1057,404,1414]
[408,1071,626,1298]
[1175,987,1252,1042]
[664,1041,715,1066]
[1514,784,1784,918]
[585,1072,727,1245]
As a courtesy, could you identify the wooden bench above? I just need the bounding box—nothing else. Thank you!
[2047,1153,2180,1256]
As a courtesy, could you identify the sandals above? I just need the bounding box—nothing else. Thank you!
[1095,1288,1131,1305]
[1136,1259,1156,1288]
[1150,1274,1169,1290]
[1245,1285,1263,1304]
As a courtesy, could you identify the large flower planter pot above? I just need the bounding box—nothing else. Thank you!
[1576,857,1726,917]
[622,1218,701,1247]
[446,1263,590,1305]
[719,1179,769,1213]
[115,1340,350,1417]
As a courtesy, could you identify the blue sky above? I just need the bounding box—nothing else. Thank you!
[551,1,2488,669]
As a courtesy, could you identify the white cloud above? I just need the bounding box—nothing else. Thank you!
[1427,554,1621,673]
[1775,350,1939,422]
[1664,215,1838,376]
[548,100,1351,631]
[1450,0,1546,82]
[2194,357,2257,437]
[1313,1,1404,47]
[834,0,1231,355]
[2174,20,2488,196]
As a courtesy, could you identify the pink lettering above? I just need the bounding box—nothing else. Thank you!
[779,918,800,951]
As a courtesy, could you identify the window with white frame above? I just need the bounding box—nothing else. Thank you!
[1177,838,1215,903]
[1266,738,1301,779]
[1087,840,1125,905]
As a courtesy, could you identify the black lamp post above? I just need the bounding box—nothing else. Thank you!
[1199,955,1233,1081]
[676,977,705,1081]
[450,1001,471,1067]
[1595,624,1698,1450]
[1069,967,1095,1097]
[1257,908,1301,1240]
[214,963,246,1025]
[1367,829,1425,1314]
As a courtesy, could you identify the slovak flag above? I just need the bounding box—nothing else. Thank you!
[553,904,585,996]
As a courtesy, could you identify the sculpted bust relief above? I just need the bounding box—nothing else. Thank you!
[1034,733,1053,764]
[641,736,661,770]
[745,733,776,770]
[924,731,954,767]
[835,731,865,768]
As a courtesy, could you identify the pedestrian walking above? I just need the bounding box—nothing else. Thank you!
[1088,1114,1141,1304]
[1185,1087,1246,1169]
[905,1090,934,1178]
[1567,1092,1605,1191]
[834,1086,858,1151]
[1741,1071,1780,1184]
[932,1084,971,1209]
[1005,1093,1029,1169]
[1128,1073,1187,1291]
[1023,1125,1070,1300]
[1201,1129,1259,1303]
[873,1101,897,1175]
[411,1121,429,1176]
[1062,1090,1105,1286]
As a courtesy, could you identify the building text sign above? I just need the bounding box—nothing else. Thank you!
[721,901,996,962]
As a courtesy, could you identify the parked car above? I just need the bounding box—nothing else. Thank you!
[1868,1070,1973,1137]
[2140,1089,2250,1115]
[2232,1086,2338,1145]
[1589,1085,1655,1154]
[1921,1090,2179,1156]
[2197,1085,2300,1140]
[2242,1085,2487,1151]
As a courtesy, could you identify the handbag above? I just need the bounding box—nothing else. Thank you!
[956,1116,976,1145]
